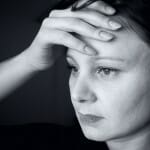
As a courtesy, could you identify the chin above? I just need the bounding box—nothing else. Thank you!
[80,123,139,143]
[79,123,109,142]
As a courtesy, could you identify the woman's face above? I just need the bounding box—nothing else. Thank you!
[66,28,150,142]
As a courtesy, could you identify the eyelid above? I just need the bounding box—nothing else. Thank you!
[95,66,120,74]
[66,57,75,64]
[66,59,76,66]
[97,66,120,70]
[66,57,80,68]
[94,61,124,70]
[66,61,78,70]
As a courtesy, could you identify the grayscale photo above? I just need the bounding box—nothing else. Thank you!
[0,0,149,150]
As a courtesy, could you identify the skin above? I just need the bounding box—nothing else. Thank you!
[0,1,121,100]
[24,1,120,71]
[66,24,150,150]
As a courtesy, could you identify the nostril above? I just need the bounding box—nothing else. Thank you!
[71,89,97,103]
[71,79,97,103]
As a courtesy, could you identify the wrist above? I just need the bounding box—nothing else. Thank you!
[14,50,41,74]
[21,46,54,72]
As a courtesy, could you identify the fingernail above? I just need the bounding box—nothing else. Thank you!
[109,20,122,29]
[106,7,116,14]
[84,46,97,55]
[99,31,114,40]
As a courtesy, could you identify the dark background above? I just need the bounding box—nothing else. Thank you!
[0,0,75,126]
[0,0,108,149]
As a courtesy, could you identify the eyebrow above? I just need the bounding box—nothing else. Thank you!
[66,54,125,63]
[94,56,125,62]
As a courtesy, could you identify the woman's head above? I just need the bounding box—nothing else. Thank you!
[66,0,150,143]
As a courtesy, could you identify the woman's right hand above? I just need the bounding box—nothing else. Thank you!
[22,1,121,72]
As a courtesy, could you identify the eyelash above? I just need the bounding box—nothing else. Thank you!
[67,65,78,73]
[67,64,120,78]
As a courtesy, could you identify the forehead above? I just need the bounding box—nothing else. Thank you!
[67,28,149,63]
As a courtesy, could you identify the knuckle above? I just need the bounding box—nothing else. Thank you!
[93,28,101,37]
[59,32,70,41]
[73,37,85,49]
[96,13,107,21]
[95,28,103,37]
[78,42,85,50]
[89,1,107,9]
[60,32,78,48]
[49,10,59,17]
[103,16,110,24]
[90,1,102,7]
[97,15,109,26]
[87,1,104,10]
[69,18,82,26]
[88,11,101,20]
[75,18,84,26]
[42,18,50,27]
[88,1,115,14]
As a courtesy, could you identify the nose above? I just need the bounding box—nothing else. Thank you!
[70,77,97,104]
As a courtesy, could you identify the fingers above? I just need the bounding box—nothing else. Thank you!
[38,20,97,55]
[46,1,121,55]
[86,0,116,15]
[50,8,121,30]
[45,17,114,41]
[48,29,97,55]
[70,10,121,30]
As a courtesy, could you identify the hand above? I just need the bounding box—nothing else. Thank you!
[22,1,121,71]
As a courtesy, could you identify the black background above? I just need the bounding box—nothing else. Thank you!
[0,0,75,126]
[0,0,108,149]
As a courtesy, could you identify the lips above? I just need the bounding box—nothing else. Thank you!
[77,112,104,125]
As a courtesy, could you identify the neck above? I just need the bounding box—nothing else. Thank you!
[106,128,150,150]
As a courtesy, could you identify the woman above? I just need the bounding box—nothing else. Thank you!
[66,0,150,150]
[0,1,119,100]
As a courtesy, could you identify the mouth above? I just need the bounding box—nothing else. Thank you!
[77,112,104,125]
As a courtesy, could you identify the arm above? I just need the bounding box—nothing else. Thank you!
[0,1,120,101]
[0,52,36,100]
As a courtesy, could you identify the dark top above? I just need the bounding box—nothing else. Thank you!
[0,123,108,150]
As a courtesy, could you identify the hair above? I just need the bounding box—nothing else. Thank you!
[57,0,150,44]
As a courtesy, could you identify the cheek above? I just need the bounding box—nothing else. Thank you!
[69,76,74,96]
[95,70,150,133]
[69,75,77,106]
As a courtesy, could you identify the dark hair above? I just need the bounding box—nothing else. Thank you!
[58,0,150,44]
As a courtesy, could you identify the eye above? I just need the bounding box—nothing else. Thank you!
[96,67,119,78]
[67,64,78,73]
